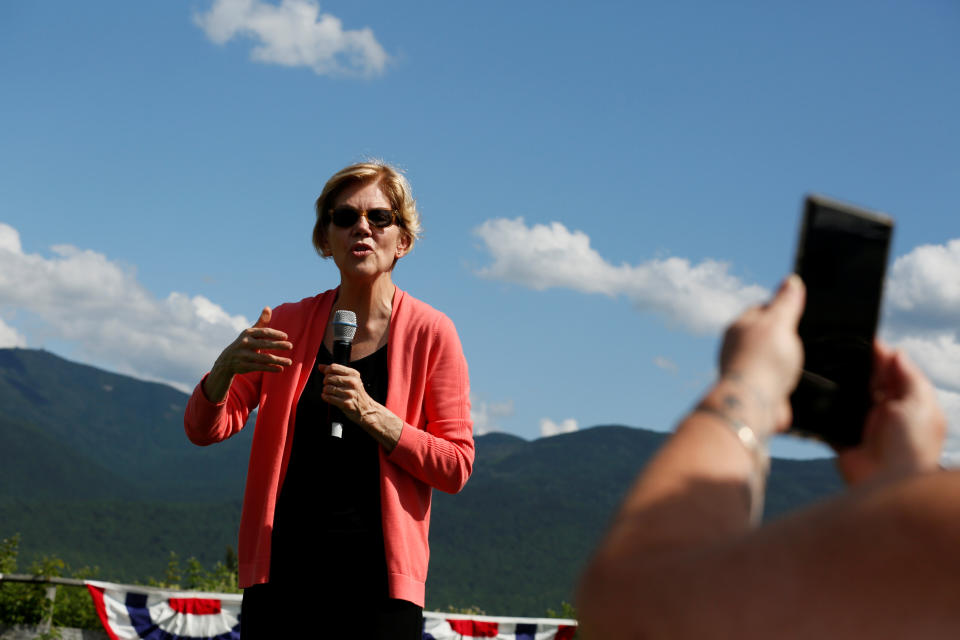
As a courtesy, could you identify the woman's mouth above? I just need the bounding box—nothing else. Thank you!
[351,243,373,256]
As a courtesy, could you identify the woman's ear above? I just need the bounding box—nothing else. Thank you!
[396,233,411,258]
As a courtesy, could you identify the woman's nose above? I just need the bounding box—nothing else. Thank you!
[352,213,373,234]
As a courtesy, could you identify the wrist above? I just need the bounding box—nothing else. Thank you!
[203,364,234,403]
[699,374,781,439]
[358,401,402,452]
[690,405,770,525]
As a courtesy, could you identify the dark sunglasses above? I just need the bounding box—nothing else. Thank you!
[328,206,397,229]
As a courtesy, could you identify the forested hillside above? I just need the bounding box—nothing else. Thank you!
[0,348,844,615]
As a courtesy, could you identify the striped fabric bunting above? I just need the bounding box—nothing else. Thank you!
[85,580,578,639]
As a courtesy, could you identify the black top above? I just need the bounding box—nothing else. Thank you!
[268,342,389,598]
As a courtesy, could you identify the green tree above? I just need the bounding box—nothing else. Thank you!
[3,534,241,633]
[0,534,50,626]
[148,547,239,593]
[161,551,182,587]
[51,566,101,631]
[545,601,581,639]
[545,600,577,620]
[1,534,103,632]
[444,604,486,615]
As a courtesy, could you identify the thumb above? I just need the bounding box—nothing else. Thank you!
[770,274,805,326]
[254,306,272,328]
[888,349,929,400]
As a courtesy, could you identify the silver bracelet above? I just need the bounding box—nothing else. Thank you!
[694,407,770,525]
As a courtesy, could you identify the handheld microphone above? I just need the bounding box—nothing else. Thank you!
[330,310,357,438]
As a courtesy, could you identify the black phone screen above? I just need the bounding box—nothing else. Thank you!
[789,196,893,448]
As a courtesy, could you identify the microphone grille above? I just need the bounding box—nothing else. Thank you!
[332,310,358,342]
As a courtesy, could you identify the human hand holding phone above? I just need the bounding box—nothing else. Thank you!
[836,341,946,485]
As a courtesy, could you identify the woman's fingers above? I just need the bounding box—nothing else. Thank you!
[236,312,291,349]
[240,334,293,351]
[318,363,368,420]
[250,351,293,367]
[319,364,362,392]
[204,307,292,399]
[229,350,293,373]
[246,326,290,339]
[215,312,294,377]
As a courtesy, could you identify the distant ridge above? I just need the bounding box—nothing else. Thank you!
[0,347,253,502]
[0,347,843,615]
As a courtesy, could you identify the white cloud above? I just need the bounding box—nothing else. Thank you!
[0,223,249,389]
[653,356,678,373]
[540,417,578,438]
[474,218,768,334]
[886,239,960,325]
[0,223,22,254]
[474,220,960,455]
[194,0,389,76]
[470,396,514,435]
[0,316,26,348]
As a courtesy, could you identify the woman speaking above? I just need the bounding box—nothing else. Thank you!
[184,161,474,638]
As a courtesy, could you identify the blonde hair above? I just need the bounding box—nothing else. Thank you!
[312,161,422,258]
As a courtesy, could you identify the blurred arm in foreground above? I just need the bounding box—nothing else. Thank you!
[577,275,952,639]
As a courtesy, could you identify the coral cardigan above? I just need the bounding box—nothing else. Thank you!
[184,287,474,606]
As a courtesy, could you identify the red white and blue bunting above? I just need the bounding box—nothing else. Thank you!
[422,611,577,639]
[85,580,577,640]
[87,581,242,640]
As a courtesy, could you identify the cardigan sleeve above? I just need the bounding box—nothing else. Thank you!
[184,369,263,446]
[387,313,474,494]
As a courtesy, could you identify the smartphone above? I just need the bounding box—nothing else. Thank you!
[789,195,894,448]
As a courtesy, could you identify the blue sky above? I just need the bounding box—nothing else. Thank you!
[1,0,958,460]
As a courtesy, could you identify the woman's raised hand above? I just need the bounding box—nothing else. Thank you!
[202,307,293,402]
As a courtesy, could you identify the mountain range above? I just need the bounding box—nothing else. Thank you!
[0,347,843,615]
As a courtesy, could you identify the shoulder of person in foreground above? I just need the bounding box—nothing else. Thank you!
[579,468,960,640]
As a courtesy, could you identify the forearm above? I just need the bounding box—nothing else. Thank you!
[353,401,475,491]
[201,364,235,403]
[357,402,404,452]
[185,378,238,445]
[578,375,781,638]
[604,376,775,551]
[185,370,261,445]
